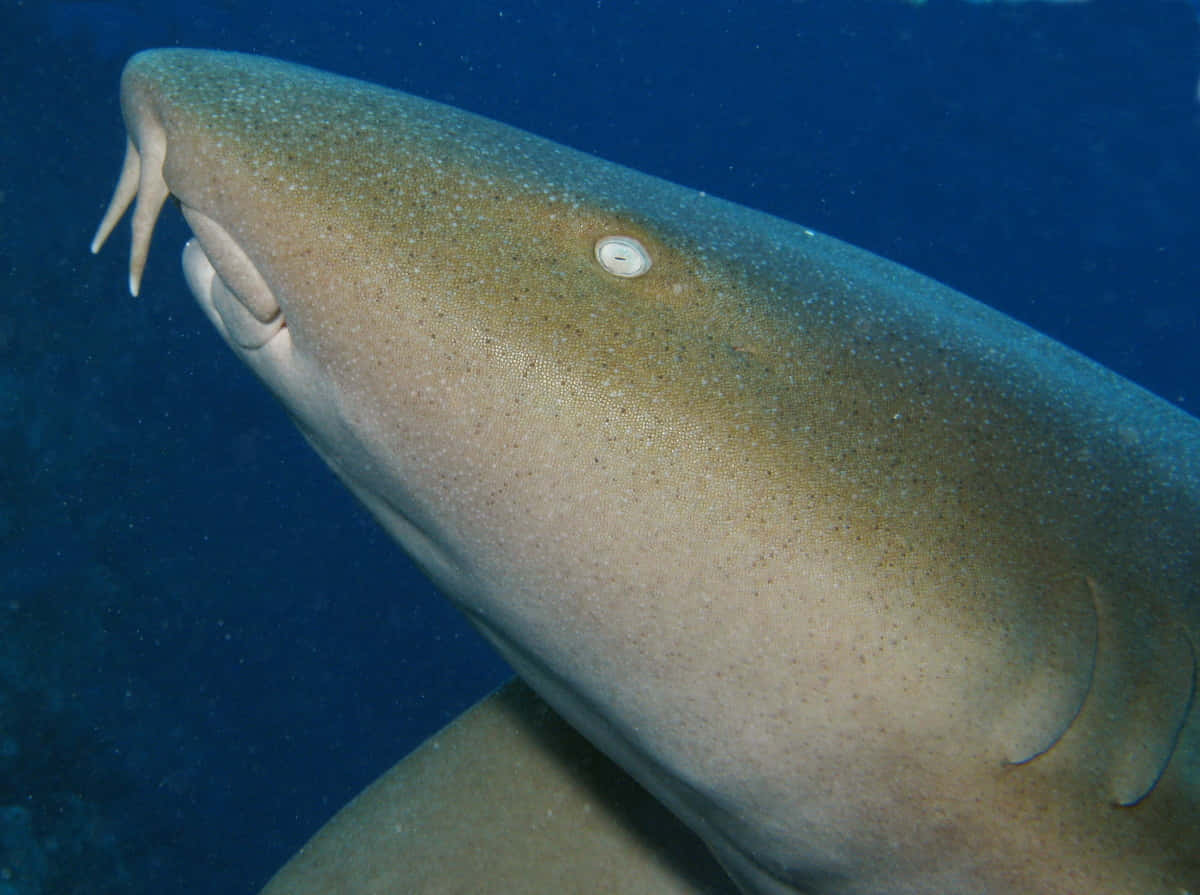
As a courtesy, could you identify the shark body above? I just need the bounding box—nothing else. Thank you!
[93,50,1199,894]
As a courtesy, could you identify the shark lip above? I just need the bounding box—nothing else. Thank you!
[179,206,282,324]
[178,205,286,350]
[183,237,285,351]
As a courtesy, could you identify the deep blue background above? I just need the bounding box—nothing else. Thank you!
[1,1,1197,893]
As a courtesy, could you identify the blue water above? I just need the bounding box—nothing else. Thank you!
[1,1,1197,892]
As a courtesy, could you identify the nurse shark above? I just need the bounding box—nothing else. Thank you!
[93,49,1198,894]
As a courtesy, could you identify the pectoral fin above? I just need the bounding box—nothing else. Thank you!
[259,681,736,895]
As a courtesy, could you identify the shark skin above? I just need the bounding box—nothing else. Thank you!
[92,49,1198,894]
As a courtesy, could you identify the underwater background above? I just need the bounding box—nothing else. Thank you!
[1,1,1198,892]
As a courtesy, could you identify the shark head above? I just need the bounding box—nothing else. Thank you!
[94,49,1199,894]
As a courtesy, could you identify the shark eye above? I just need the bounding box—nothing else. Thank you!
[595,236,652,278]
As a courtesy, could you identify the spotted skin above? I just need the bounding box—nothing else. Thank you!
[94,50,1199,894]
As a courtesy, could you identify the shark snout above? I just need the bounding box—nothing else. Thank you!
[91,51,287,351]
